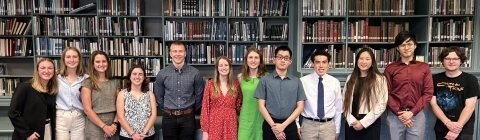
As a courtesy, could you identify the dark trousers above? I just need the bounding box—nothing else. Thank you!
[435,131,473,140]
[119,134,156,140]
[162,113,196,140]
[263,118,299,140]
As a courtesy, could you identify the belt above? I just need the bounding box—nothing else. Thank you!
[401,108,411,111]
[45,118,50,124]
[164,107,194,116]
[303,117,333,122]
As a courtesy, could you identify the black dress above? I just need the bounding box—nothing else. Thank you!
[345,77,381,140]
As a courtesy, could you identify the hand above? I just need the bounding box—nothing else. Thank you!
[397,111,414,122]
[274,131,286,140]
[335,133,340,140]
[271,123,286,134]
[102,125,116,137]
[202,132,208,140]
[352,121,364,131]
[297,128,302,139]
[27,132,40,140]
[445,131,459,140]
[446,121,463,133]
[402,119,415,128]
[132,133,146,140]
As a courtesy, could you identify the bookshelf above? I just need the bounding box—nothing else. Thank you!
[296,0,480,77]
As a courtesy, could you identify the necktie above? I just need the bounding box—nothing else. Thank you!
[317,77,325,119]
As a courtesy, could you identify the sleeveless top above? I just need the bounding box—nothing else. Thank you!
[119,89,155,138]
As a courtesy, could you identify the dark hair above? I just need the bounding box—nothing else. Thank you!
[310,50,331,63]
[394,31,417,47]
[438,46,468,63]
[125,65,149,93]
[169,40,186,51]
[240,47,268,81]
[274,46,292,57]
[342,48,384,118]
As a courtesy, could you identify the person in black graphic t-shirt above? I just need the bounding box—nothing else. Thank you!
[430,46,479,140]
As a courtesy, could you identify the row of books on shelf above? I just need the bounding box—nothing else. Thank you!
[302,45,472,69]
[1,0,477,17]
[165,43,279,64]
[0,18,32,35]
[0,37,33,56]
[35,37,163,56]
[35,16,97,36]
[301,18,474,43]
[431,0,475,15]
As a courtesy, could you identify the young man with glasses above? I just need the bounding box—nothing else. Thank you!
[254,46,307,140]
[384,31,434,140]
[430,46,479,140]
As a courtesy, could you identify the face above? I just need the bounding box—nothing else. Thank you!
[130,68,145,86]
[396,39,416,58]
[443,52,461,71]
[93,54,108,73]
[64,50,80,69]
[357,51,373,74]
[38,61,55,82]
[217,59,230,76]
[169,44,186,64]
[274,50,292,70]
[247,51,260,69]
[313,55,329,76]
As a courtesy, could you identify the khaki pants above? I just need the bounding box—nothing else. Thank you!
[300,118,336,140]
[44,123,51,140]
[55,109,85,140]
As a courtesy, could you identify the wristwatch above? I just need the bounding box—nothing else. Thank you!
[141,131,148,135]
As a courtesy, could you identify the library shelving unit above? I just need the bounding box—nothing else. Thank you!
[293,1,480,140]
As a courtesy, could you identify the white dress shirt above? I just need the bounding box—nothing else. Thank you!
[344,74,388,128]
[297,73,343,133]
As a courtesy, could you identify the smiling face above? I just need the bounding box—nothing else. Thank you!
[217,59,230,76]
[93,54,108,73]
[38,61,55,82]
[129,68,145,86]
[357,51,373,75]
[313,55,329,76]
[443,52,461,72]
[63,50,80,69]
[169,44,186,65]
[247,51,260,69]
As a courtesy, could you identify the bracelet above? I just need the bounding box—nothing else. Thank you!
[101,124,107,129]
[445,120,451,126]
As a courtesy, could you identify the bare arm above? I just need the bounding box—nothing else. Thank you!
[143,91,158,133]
[430,96,451,125]
[457,96,477,126]
[282,101,305,126]
[116,91,135,135]
[82,87,108,128]
[258,99,275,126]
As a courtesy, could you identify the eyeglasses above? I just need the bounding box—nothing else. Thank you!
[275,56,291,61]
[399,43,415,49]
[444,58,460,62]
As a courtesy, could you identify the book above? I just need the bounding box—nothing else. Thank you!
[70,3,96,14]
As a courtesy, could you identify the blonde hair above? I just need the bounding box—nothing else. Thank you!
[87,51,112,91]
[30,58,58,95]
[240,47,268,81]
[58,47,86,76]
[212,56,238,98]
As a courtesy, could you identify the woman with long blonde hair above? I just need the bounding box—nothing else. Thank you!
[200,56,243,140]
[9,58,58,140]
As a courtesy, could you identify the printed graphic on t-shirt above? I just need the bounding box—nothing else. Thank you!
[436,82,464,113]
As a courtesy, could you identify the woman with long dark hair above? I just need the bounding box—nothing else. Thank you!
[343,48,388,140]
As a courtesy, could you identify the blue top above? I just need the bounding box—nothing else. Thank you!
[56,74,89,111]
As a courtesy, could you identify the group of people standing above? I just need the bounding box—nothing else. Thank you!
[6,30,479,140]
